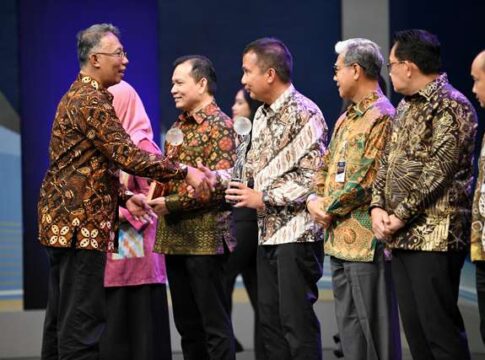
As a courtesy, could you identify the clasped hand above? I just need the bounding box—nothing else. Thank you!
[370,208,405,242]
[306,196,333,229]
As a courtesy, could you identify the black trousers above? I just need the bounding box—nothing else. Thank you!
[224,218,267,360]
[166,254,235,360]
[391,249,470,360]
[100,284,172,360]
[41,247,106,360]
[475,261,485,344]
[257,241,323,360]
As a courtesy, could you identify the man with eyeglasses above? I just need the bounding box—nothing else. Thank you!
[307,38,401,360]
[370,29,476,360]
[38,23,209,359]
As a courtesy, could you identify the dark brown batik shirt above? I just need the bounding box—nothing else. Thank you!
[154,102,237,255]
[371,74,477,251]
[38,73,186,252]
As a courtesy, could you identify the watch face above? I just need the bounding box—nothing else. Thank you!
[263,192,270,204]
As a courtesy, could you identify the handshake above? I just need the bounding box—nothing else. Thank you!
[125,163,216,223]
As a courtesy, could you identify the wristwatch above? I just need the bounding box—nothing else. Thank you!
[261,190,271,207]
[179,163,188,178]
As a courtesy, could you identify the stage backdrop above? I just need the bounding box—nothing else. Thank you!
[19,0,161,309]
[0,0,22,309]
[158,0,342,136]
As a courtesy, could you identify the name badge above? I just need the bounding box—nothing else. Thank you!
[335,161,346,183]
[481,183,485,193]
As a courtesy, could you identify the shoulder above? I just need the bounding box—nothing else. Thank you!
[372,96,396,118]
[288,90,325,123]
[439,83,476,116]
[210,108,234,129]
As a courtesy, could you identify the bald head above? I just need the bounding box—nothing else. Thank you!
[474,51,485,70]
[472,50,485,107]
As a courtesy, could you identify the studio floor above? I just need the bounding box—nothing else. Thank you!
[2,350,485,360]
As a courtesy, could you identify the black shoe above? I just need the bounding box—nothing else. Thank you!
[235,338,244,353]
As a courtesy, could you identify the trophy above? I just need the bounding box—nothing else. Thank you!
[147,127,184,200]
[227,116,252,205]
[232,116,252,182]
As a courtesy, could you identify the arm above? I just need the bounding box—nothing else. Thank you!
[120,139,161,230]
[165,117,237,213]
[264,111,328,208]
[370,121,394,211]
[80,97,186,182]
[325,116,392,217]
[471,137,485,260]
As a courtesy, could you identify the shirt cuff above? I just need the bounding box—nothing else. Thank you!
[165,194,181,213]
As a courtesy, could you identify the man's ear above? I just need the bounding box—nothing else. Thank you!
[404,61,414,78]
[353,63,361,80]
[266,68,276,84]
[198,77,208,94]
[89,53,101,69]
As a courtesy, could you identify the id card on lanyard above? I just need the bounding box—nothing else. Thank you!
[335,140,347,183]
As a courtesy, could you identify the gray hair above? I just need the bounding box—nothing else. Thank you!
[335,38,383,80]
[77,23,120,66]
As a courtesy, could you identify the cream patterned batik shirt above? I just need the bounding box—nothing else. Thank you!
[219,85,328,245]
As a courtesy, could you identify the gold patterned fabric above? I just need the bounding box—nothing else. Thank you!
[314,91,394,261]
[471,136,485,261]
[371,74,477,251]
[38,73,185,252]
[154,103,237,255]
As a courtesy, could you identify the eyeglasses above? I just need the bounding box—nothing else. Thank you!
[387,60,405,71]
[333,63,365,76]
[333,65,344,76]
[92,49,128,59]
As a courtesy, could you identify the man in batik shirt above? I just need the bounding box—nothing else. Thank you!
[307,38,401,360]
[149,55,237,360]
[223,38,327,360]
[370,29,477,360]
[38,24,207,360]
[470,49,485,344]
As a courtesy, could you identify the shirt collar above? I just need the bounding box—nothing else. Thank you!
[77,73,113,101]
[179,101,219,124]
[261,84,295,117]
[407,73,448,101]
[347,90,382,118]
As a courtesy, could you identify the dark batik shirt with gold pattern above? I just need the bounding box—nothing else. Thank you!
[314,91,394,262]
[38,73,186,252]
[371,74,477,251]
[154,102,237,255]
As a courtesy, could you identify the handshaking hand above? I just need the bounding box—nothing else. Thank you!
[185,163,217,198]
[184,165,213,197]
[126,193,157,224]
